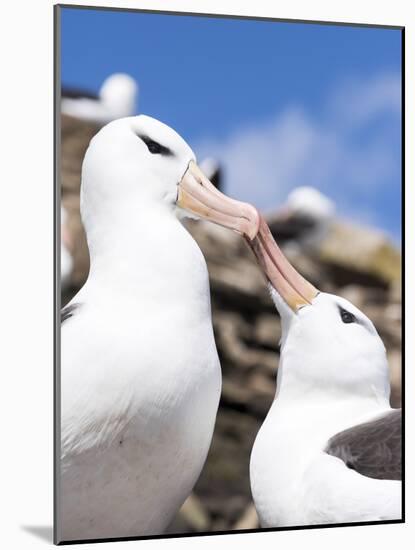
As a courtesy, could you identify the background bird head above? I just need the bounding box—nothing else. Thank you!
[99,73,139,119]
[285,186,335,223]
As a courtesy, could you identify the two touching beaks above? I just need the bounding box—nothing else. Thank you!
[177,160,319,312]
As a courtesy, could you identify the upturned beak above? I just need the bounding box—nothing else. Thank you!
[246,215,319,311]
[177,160,260,240]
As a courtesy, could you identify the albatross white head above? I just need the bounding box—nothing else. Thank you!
[80,115,260,281]
[99,73,138,120]
[285,186,335,222]
[246,215,390,404]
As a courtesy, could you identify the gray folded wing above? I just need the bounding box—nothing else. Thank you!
[325,409,401,481]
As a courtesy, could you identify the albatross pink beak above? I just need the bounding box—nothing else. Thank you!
[246,215,319,311]
[177,160,317,311]
[177,160,260,240]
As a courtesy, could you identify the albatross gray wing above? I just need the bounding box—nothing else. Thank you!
[325,409,401,481]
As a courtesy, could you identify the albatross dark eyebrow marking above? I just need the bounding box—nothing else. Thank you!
[137,134,173,156]
[61,303,80,324]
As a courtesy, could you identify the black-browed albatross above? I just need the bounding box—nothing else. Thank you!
[245,215,401,526]
[58,115,259,542]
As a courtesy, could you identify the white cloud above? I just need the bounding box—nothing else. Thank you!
[327,72,401,128]
[195,72,401,236]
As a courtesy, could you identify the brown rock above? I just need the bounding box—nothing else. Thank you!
[233,503,260,531]
[388,350,402,408]
[176,493,210,532]
[61,115,99,289]
[254,314,281,349]
[320,221,401,287]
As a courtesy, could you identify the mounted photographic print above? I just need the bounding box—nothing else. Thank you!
[55,3,404,544]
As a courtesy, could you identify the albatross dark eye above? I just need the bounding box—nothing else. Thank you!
[145,139,162,154]
[339,307,356,324]
[139,135,172,156]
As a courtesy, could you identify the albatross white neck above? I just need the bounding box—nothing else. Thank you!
[81,194,209,306]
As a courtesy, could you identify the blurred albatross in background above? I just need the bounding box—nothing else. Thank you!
[62,73,138,125]
[59,115,259,541]
[246,216,401,526]
[267,186,335,252]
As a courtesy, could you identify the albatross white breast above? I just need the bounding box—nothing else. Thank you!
[58,115,259,542]
[245,215,401,527]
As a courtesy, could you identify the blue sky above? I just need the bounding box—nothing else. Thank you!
[60,7,402,241]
